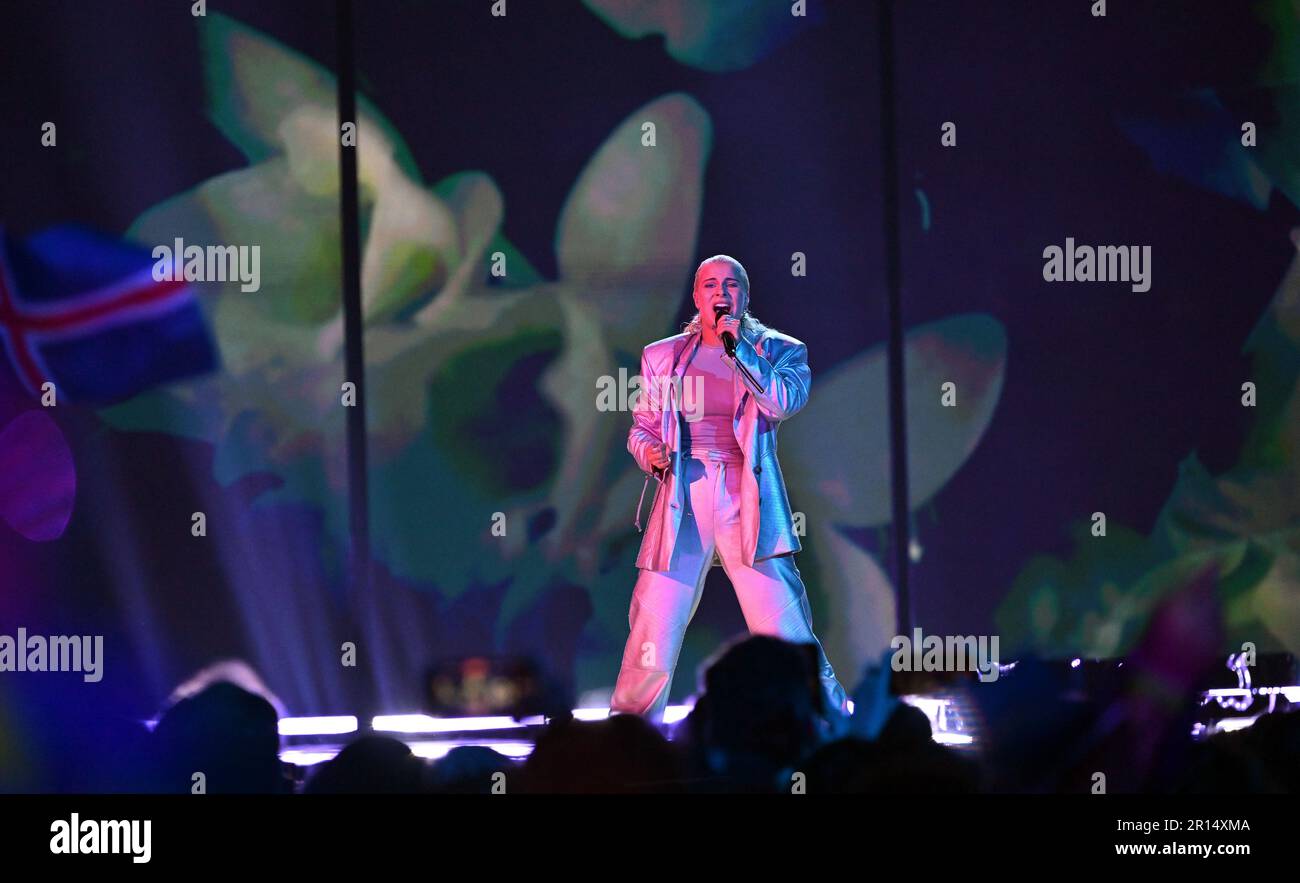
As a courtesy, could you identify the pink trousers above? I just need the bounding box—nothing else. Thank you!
[611,450,848,724]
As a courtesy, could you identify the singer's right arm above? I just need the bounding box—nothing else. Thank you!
[628,347,665,478]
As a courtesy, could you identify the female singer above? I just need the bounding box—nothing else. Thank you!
[611,255,847,724]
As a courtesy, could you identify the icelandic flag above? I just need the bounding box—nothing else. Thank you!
[0,225,217,403]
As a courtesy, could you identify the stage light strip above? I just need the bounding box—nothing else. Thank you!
[372,714,522,733]
[1203,686,1300,702]
[269,683,1300,752]
[663,704,694,724]
[278,715,358,736]
[281,740,536,767]
[571,708,612,721]
[367,705,701,733]
[1210,717,1260,734]
[406,740,534,760]
[280,749,342,766]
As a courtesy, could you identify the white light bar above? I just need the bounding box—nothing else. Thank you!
[571,707,612,721]
[406,740,535,760]
[280,749,343,767]
[1211,717,1260,734]
[278,715,358,737]
[371,714,524,734]
[281,740,536,767]
[662,704,694,724]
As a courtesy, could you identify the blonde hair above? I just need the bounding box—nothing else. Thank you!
[693,254,750,294]
[683,255,768,335]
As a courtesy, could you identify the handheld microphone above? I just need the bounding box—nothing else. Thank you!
[714,304,737,357]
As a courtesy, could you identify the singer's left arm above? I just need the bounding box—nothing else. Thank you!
[732,336,811,422]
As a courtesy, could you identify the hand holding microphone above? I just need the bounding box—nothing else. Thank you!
[713,304,739,356]
[647,441,671,473]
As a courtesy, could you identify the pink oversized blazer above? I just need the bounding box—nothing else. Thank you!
[630,322,810,572]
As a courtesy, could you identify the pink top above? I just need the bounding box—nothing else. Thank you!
[681,341,742,460]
